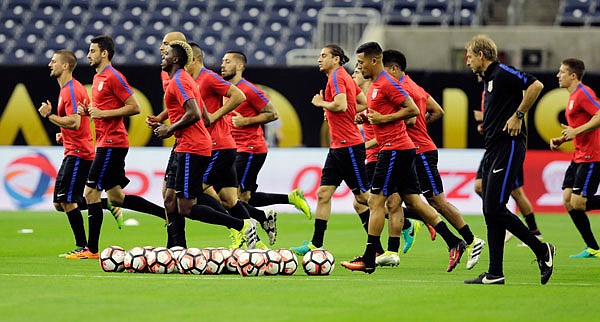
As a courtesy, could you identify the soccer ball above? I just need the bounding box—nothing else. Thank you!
[124,246,148,273]
[147,247,176,274]
[224,248,244,274]
[302,249,335,275]
[170,246,186,273]
[236,250,267,277]
[264,249,282,275]
[277,248,298,275]
[99,246,125,272]
[202,248,226,274]
[177,248,206,275]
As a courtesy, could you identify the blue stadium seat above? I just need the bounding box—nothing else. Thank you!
[5,42,37,64]
[59,13,83,30]
[79,24,112,43]
[361,0,385,12]
[95,0,120,11]
[422,0,451,10]
[0,17,22,37]
[301,0,327,10]
[213,1,238,14]
[257,31,283,53]
[116,15,143,33]
[242,0,268,12]
[87,8,114,26]
[206,16,233,33]
[182,0,210,14]
[588,11,600,26]
[139,30,163,48]
[64,0,90,15]
[563,0,593,11]
[330,0,357,8]
[6,0,33,18]
[131,42,160,65]
[124,0,150,19]
[271,0,296,13]
[237,16,261,33]
[459,0,480,10]
[199,29,223,49]
[557,8,588,26]
[28,12,55,30]
[147,13,176,33]
[417,8,449,25]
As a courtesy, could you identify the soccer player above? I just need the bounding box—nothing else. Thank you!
[289,44,374,256]
[66,35,167,259]
[380,49,485,270]
[187,42,274,247]
[464,35,554,285]
[551,58,600,259]
[154,41,258,250]
[220,51,312,221]
[340,42,466,274]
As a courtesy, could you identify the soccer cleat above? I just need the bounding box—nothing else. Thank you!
[242,219,259,250]
[254,240,269,250]
[65,247,99,259]
[504,230,514,243]
[288,189,312,220]
[517,233,543,248]
[290,240,317,256]
[447,240,467,272]
[538,242,556,285]
[229,226,246,249]
[569,247,600,258]
[375,251,400,267]
[261,209,277,245]
[425,223,436,241]
[466,237,486,270]
[58,246,84,258]
[107,201,124,230]
[401,219,420,253]
[340,256,375,274]
[464,272,505,285]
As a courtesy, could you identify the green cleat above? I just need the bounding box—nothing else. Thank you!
[290,240,316,256]
[288,189,312,220]
[107,201,124,230]
[58,246,84,258]
[569,247,599,258]
[401,219,420,253]
[254,240,269,250]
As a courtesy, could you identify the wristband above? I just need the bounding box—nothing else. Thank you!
[45,113,54,119]
[515,110,525,119]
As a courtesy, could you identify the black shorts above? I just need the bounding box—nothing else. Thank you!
[480,139,525,207]
[236,152,267,193]
[86,147,130,191]
[175,152,210,199]
[164,145,178,189]
[203,149,238,191]
[414,150,444,198]
[54,156,92,204]
[365,161,377,183]
[562,161,600,197]
[320,143,369,195]
[477,152,524,189]
[370,149,421,197]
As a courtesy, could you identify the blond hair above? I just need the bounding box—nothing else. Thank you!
[466,35,498,61]
[169,40,193,68]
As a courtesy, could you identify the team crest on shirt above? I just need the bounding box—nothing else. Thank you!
[487,80,493,92]
[371,88,378,99]
[568,100,574,110]
[97,81,104,91]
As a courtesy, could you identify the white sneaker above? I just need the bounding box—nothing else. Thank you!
[243,219,258,249]
[504,230,514,243]
[375,251,400,267]
[466,237,485,270]
[261,209,277,245]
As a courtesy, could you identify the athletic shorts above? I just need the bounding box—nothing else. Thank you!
[562,161,600,197]
[86,147,130,191]
[480,139,525,206]
[236,152,267,193]
[414,150,444,198]
[203,149,238,192]
[365,161,377,183]
[164,145,178,189]
[54,156,92,204]
[175,152,211,199]
[370,148,421,197]
[320,143,369,195]
[477,152,524,189]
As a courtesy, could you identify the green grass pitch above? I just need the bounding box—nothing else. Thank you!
[1,210,598,322]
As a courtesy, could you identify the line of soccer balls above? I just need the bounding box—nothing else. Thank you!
[100,245,335,276]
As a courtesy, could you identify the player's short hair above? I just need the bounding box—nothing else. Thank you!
[169,40,193,68]
[356,42,383,59]
[324,44,349,66]
[90,35,115,61]
[466,34,497,61]
[561,58,585,80]
[382,50,407,72]
[55,49,77,72]
[188,41,204,63]
[225,50,247,67]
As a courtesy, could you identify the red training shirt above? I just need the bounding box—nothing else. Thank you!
[324,66,364,148]
[231,78,269,154]
[566,83,600,163]
[402,74,437,154]
[57,78,95,160]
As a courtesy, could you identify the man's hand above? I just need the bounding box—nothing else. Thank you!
[311,90,325,108]
[503,114,522,136]
[231,110,248,127]
[367,109,386,124]
[38,100,52,118]
[354,113,368,124]
[77,100,90,116]
[550,136,566,150]
[87,106,106,119]
[145,115,162,129]
[153,124,172,139]
[560,123,578,141]
[55,133,63,144]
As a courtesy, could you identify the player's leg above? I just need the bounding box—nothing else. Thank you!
[512,165,542,237]
[376,193,402,266]
[566,161,600,258]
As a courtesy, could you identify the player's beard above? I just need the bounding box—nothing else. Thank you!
[222,72,234,81]
[49,69,60,79]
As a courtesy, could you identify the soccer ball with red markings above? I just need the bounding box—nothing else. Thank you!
[201,248,226,274]
[224,248,244,274]
[147,247,176,274]
[99,246,125,272]
[170,246,186,273]
[177,248,206,275]
[277,248,298,275]
[302,249,335,275]
[236,250,267,277]
[124,246,148,273]
[264,249,282,275]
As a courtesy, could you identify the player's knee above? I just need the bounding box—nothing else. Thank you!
[570,196,587,211]
[316,187,333,203]
[473,180,482,196]
[177,203,192,217]
[239,191,251,203]
[53,203,63,212]
[164,195,177,213]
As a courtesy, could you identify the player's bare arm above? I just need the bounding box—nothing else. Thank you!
[38,100,81,130]
[561,110,600,140]
[503,80,544,136]
[356,92,367,113]
[311,90,348,112]
[550,136,567,150]
[209,84,245,124]
[231,101,278,127]
[146,110,169,128]
[365,138,379,149]
[154,98,200,139]
[367,97,419,124]
[88,94,141,119]
[425,96,444,124]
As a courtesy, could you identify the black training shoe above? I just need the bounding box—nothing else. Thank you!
[538,242,555,285]
[464,272,505,285]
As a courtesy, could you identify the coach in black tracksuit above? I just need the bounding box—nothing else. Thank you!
[463,35,555,285]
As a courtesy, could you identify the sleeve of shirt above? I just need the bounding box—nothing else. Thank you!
[208,72,232,97]
[246,84,269,112]
[61,86,77,115]
[332,70,347,96]
[110,72,135,103]
[386,80,409,108]
[517,70,538,90]
[580,87,600,116]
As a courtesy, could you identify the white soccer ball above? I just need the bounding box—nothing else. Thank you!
[302,249,335,275]
[123,246,148,273]
[201,248,226,274]
[277,248,298,275]
[264,249,282,275]
[170,246,187,273]
[177,248,206,275]
[236,250,267,277]
[147,247,176,274]
[99,246,125,272]
[224,248,244,274]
